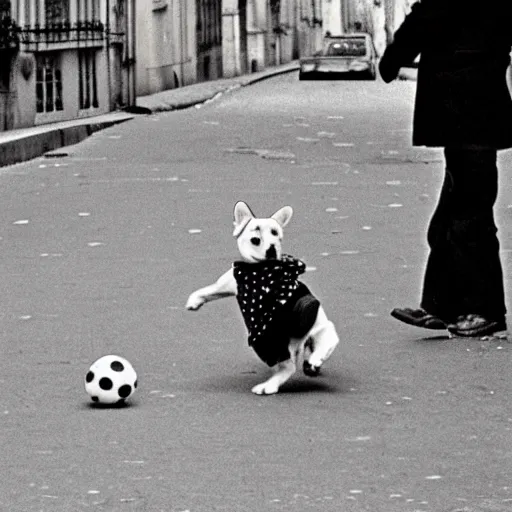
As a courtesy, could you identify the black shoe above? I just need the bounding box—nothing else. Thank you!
[447,314,507,337]
[390,308,447,330]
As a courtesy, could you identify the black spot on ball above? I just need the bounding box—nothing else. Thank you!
[86,371,94,383]
[118,384,132,398]
[110,360,124,372]
[99,377,113,390]
[91,396,99,402]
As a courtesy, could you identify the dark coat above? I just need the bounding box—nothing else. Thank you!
[379,0,512,149]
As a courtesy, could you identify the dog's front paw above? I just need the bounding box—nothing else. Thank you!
[251,381,279,395]
[186,293,205,311]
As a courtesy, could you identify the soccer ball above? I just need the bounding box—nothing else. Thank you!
[85,355,138,405]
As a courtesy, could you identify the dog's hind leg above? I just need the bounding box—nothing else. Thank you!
[303,306,340,377]
[251,359,296,395]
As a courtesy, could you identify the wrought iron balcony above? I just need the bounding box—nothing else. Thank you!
[19,20,105,46]
[0,17,20,50]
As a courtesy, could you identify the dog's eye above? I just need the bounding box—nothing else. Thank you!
[250,237,261,246]
[271,229,279,237]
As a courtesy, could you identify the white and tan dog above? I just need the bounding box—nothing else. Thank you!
[186,201,339,395]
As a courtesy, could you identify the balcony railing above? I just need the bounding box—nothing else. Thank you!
[19,20,105,46]
[0,17,20,50]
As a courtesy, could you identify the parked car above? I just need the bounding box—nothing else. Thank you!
[299,33,378,80]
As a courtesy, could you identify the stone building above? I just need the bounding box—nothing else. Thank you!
[135,0,196,96]
[0,0,135,131]
[343,0,414,56]
[1,0,325,131]
[136,0,324,95]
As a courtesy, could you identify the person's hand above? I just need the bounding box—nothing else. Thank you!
[379,52,401,83]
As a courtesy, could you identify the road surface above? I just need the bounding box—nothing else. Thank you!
[1,72,512,512]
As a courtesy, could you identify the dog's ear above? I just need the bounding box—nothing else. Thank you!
[271,206,293,228]
[233,201,255,237]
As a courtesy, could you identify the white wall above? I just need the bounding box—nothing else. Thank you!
[136,0,196,96]
[222,0,242,78]
[323,0,342,36]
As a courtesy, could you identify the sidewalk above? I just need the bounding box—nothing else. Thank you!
[0,61,300,168]
[136,60,299,113]
[0,112,136,169]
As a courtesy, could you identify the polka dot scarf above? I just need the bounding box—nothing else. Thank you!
[233,254,307,349]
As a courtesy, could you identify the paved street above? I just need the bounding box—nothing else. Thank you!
[2,72,512,512]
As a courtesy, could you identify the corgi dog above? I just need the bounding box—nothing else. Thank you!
[186,201,339,395]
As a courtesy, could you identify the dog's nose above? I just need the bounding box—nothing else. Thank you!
[266,244,277,259]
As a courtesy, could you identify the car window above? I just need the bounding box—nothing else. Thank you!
[326,39,367,57]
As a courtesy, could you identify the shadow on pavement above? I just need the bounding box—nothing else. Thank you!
[413,334,452,343]
[194,370,353,395]
[81,400,136,410]
[278,379,340,394]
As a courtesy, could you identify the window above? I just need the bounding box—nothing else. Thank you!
[36,54,63,113]
[0,0,11,19]
[327,39,367,57]
[77,0,100,21]
[90,0,99,20]
[79,49,98,109]
[196,0,221,48]
[24,0,31,25]
[45,0,70,24]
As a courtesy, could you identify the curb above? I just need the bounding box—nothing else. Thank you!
[236,63,300,87]
[0,63,299,168]
[136,63,300,113]
[0,118,131,168]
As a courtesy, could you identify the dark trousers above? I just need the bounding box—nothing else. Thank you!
[420,147,506,323]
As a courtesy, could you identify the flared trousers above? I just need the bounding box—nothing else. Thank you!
[420,147,506,323]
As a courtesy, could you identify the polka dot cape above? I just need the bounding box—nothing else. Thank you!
[233,254,319,366]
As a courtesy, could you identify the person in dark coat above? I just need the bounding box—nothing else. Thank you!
[379,0,512,337]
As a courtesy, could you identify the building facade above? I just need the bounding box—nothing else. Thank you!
[0,0,21,130]
[1,0,325,131]
[136,0,324,94]
[0,0,135,131]
[239,0,323,74]
[196,0,223,81]
[135,0,196,96]
[341,0,414,56]
[322,0,342,37]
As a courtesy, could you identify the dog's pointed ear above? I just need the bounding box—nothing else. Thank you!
[271,206,293,228]
[233,201,255,237]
